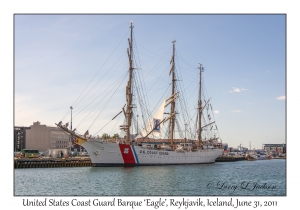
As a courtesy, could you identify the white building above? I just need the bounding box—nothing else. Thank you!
[26,121,70,152]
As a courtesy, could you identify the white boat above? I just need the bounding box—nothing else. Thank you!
[255,150,267,160]
[256,154,266,160]
[56,21,223,166]
[245,152,258,161]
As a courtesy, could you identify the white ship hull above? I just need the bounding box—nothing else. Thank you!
[81,140,223,166]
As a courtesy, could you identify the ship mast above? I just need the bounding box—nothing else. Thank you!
[197,64,203,148]
[170,40,176,150]
[126,21,134,144]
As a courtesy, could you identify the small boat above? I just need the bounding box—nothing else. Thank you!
[245,152,258,161]
[266,154,273,160]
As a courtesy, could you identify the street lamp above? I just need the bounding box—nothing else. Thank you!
[70,106,73,154]
[70,106,73,131]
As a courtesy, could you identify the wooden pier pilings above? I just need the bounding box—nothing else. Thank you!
[14,157,92,169]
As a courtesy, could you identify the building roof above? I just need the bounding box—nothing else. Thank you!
[264,143,286,147]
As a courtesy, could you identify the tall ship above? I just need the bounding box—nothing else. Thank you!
[56,21,223,166]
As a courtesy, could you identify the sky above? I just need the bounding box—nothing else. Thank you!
[13,14,286,150]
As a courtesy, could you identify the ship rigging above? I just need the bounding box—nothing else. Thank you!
[56,21,223,166]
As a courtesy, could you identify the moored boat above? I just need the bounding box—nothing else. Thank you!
[56,21,223,166]
[245,152,258,161]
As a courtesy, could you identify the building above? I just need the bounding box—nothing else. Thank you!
[25,121,70,152]
[264,144,286,153]
[14,126,30,151]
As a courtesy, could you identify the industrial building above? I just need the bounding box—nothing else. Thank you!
[264,143,286,153]
[17,121,70,152]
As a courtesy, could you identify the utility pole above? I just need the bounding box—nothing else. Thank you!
[70,106,73,131]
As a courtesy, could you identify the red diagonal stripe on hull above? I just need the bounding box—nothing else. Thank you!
[119,144,136,164]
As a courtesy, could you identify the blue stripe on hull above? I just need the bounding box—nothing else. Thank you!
[131,146,139,164]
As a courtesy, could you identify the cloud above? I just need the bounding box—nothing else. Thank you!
[232,110,242,113]
[229,87,248,93]
[276,96,285,100]
[214,110,219,114]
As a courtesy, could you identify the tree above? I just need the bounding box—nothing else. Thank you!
[102,133,110,139]
[112,133,120,139]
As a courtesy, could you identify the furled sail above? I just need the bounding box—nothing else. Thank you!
[136,100,166,138]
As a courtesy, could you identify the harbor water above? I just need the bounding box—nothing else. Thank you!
[14,159,286,196]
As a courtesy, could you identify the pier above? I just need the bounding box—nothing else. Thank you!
[215,156,245,162]
[14,157,92,169]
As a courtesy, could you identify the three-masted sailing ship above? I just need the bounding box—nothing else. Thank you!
[56,21,223,166]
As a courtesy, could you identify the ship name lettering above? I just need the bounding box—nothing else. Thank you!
[139,150,168,155]
[147,150,158,154]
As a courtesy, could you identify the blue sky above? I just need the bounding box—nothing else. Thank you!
[14,14,286,149]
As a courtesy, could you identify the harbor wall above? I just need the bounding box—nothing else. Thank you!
[14,157,92,169]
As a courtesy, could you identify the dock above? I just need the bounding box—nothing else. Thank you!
[14,157,92,168]
[14,156,247,168]
[215,156,245,162]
